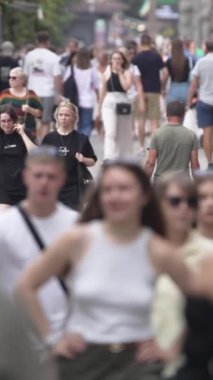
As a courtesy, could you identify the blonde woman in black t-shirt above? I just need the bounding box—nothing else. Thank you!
[42,101,97,210]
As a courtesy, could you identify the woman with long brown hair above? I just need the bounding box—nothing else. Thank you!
[97,51,133,160]
[164,39,191,104]
[16,161,199,380]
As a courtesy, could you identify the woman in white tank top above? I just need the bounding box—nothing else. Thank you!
[17,160,197,380]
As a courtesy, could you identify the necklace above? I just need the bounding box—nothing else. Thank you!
[58,131,73,157]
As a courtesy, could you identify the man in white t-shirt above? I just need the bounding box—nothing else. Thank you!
[187,38,213,169]
[23,31,62,139]
[0,146,78,343]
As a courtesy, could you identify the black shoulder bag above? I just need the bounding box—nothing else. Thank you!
[77,135,94,202]
[17,205,69,297]
[62,64,79,107]
[110,73,131,115]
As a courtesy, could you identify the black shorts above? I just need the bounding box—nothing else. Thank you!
[0,191,25,206]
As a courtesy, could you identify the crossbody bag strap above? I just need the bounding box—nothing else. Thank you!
[17,205,69,297]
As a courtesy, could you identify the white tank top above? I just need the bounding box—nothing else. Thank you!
[65,221,156,343]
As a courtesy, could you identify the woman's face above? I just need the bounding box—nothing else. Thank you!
[0,112,15,134]
[99,167,147,224]
[9,69,24,89]
[197,181,213,226]
[161,183,196,233]
[57,106,76,130]
[111,53,124,69]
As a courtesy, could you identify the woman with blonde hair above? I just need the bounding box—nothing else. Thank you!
[42,101,97,210]
[0,66,42,136]
[97,50,133,160]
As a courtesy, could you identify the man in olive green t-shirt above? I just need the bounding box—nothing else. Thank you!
[145,101,200,181]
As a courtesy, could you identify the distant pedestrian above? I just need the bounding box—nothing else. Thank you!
[0,104,37,210]
[23,31,62,140]
[164,39,191,104]
[98,50,133,159]
[187,37,213,169]
[0,41,18,92]
[133,34,165,132]
[145,101,200,181]
[0,67,42,135]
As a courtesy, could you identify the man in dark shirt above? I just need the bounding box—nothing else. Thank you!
[0,41,18,92]
[133,34,165,133]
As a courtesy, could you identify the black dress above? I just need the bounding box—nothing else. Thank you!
[172,297,213,380]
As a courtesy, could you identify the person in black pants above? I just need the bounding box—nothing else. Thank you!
[42,101,97,210]
[0,104,37,210]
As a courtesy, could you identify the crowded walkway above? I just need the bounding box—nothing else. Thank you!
[0,28,213,380]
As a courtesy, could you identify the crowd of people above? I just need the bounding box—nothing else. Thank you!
[0,28,213,380]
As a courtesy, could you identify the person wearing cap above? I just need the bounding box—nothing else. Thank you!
[0,145,78,349]
[0,41,19,92]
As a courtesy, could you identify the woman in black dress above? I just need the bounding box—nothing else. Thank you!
[42,101,97,210]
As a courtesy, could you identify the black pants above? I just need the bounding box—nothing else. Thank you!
[57,345,163,380]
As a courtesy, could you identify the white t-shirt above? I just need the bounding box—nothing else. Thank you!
[63,65,100,108]
[192,53,213,105]
[127,64,141,101]
[0,203,78,336]
[23,48,61,97]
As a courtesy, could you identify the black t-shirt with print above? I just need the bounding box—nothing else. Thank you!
[42,130,97,189]
[0,129,35,194]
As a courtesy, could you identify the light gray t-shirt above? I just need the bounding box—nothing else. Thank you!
[150,124,199,180]
[192,53,213,105]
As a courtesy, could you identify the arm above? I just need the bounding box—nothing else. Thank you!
[161,67,169,96]
[144,149,157,178]
[187,76,199,108]
[190,149,200,175]
[97,75,107,116]
[14,124,37,151]
[75,155,96,167]
[54,75,63,100]
[118,69,132,91]
[22,104,42,118]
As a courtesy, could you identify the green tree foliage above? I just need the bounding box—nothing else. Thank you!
[1,0,72,47]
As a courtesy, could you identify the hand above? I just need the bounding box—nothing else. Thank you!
[75,152,84,163]
[52,334,86,358]
[14,123,25,136]
[135,339,166,363]
[22,104,30,113]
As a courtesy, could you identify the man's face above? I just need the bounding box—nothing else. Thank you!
[197,181,213,226]
[23,162,65,204]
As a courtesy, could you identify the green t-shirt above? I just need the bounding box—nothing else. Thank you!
[150,124,199,180]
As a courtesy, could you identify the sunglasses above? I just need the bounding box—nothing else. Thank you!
[9,76,17,80]
[165,196,197,209]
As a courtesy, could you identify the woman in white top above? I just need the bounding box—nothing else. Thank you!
[17,160,197,380]
[98,51,133,160]
[63,47,99,137]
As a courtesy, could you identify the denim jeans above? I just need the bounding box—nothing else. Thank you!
[78,107,93,137]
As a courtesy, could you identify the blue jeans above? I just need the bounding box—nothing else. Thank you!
[78,107,93,137]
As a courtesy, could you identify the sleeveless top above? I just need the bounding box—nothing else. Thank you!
[65,221,156,343]
[106,72,126,93]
